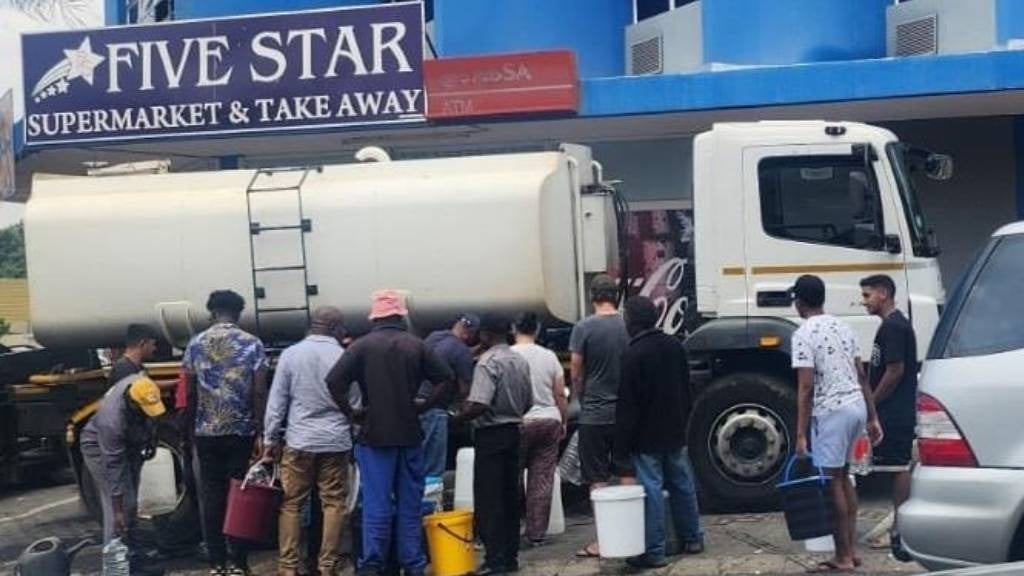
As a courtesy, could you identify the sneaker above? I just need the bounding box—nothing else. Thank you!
[227,566,252,576]
[209,568,227,576]
[683,540,705,555]
[626,554,669,570]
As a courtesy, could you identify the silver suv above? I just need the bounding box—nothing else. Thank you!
[900,222,1024,570]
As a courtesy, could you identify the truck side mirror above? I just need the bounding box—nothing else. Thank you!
[884,234,903,254]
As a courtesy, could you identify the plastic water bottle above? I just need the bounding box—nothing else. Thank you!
[102,537,130,576]
[423,476,444,514]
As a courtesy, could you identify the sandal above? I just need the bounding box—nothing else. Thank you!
[575,544,600,558]
[806,560,855,573]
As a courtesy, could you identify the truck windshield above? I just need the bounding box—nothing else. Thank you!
[886,142,939,257]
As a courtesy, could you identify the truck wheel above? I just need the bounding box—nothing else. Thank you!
[150,422,202,551]
[688,372,795,511]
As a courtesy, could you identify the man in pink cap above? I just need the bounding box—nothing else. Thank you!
[327,290,453,576]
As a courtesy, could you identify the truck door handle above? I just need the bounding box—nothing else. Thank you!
[757,291,793,308]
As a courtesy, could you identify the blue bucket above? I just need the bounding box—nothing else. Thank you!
[776,454,835,541]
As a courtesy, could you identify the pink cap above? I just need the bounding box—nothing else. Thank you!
[368,289,409,320]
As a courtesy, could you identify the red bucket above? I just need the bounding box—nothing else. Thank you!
[223,477,281,543]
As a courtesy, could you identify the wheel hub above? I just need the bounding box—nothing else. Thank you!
[712,406,786,481]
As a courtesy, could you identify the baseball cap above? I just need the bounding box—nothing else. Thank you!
[128,377,166,418]
[457,313,480,331]
[790,275,826,308]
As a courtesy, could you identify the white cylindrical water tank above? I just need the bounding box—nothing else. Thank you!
[25,149,588,348]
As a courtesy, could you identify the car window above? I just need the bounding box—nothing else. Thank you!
[759,155,884,250]
[945,235,1024,358]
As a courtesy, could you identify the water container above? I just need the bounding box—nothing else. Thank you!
[423,475,444,514]
[547,471,565,536]
[590,485,646,558]
[102,538,130,576]
[14,537,89,576]
[453,448,474,510]
[138,447,178,517]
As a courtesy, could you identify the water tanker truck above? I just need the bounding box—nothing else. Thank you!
[3,120,951,539]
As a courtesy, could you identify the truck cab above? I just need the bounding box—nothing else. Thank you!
[685,121,949,508]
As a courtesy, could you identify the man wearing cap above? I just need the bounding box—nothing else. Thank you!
[326,290,453,576]
[80,374,166,546]
[417,313,479,477]
[453,313,533,575]
[263,306,351,576]
[790,275,882,573]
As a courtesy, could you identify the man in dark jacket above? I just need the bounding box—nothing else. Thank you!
[326,290,453,576]
[615,296,703,569]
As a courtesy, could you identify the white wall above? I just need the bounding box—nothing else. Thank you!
[883,116,1019,287]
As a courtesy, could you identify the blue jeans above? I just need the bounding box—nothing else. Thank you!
[355,444,427,572]
[634,447,703,561]
[419,408,449,477]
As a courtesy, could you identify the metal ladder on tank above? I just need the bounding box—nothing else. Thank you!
[244,166,322,339]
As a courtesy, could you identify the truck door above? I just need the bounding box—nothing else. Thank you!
[742,144,908,352]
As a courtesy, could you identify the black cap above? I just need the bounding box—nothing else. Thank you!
[790,275,826,308]
[457,313,480,331]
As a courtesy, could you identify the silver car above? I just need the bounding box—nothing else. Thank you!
[900,221,1024,571]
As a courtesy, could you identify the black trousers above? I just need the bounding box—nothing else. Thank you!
[195,435,254,568]
[474,424,521,568]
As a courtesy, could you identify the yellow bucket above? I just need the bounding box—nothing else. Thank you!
[423,510,475,576]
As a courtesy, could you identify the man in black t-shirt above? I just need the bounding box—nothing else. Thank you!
[861,274,918,553]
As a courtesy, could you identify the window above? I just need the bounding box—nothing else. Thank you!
[126,0,173,24]
[759,155,884,250]
[941,235,1024,358]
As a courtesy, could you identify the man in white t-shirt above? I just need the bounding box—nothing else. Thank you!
[790,275,882,573]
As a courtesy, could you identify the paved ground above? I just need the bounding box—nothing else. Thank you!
[0,473,925,576]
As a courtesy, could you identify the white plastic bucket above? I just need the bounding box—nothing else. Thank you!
[453,448,475,510]
[137,447,177,517]
[591,485,646,558]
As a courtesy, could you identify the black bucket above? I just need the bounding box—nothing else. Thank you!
[776,455,835,541]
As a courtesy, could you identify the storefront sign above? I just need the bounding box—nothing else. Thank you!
[424,50,578,120]
[21,2,425,146]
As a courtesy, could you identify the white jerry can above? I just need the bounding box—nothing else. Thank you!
[137,447,178,517]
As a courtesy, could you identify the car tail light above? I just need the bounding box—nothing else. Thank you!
[917,393,977,467]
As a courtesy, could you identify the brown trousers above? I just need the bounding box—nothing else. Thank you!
[278,448,350,575]
[520,418,562,541]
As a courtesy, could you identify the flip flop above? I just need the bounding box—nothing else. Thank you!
[806,560,855,573]
[575,545,600,558]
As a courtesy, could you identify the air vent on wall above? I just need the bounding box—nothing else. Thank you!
[631,35,663,75]
[896,14,938,56]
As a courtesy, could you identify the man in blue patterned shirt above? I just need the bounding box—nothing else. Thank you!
[184,290,268,576]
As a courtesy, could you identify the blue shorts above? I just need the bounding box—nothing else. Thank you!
[811,400,867,469]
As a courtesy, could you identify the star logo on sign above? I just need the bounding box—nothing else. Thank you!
[63,37,105,85]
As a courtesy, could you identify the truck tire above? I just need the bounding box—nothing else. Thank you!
[150,422,202,551]
[688,372,795,511]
